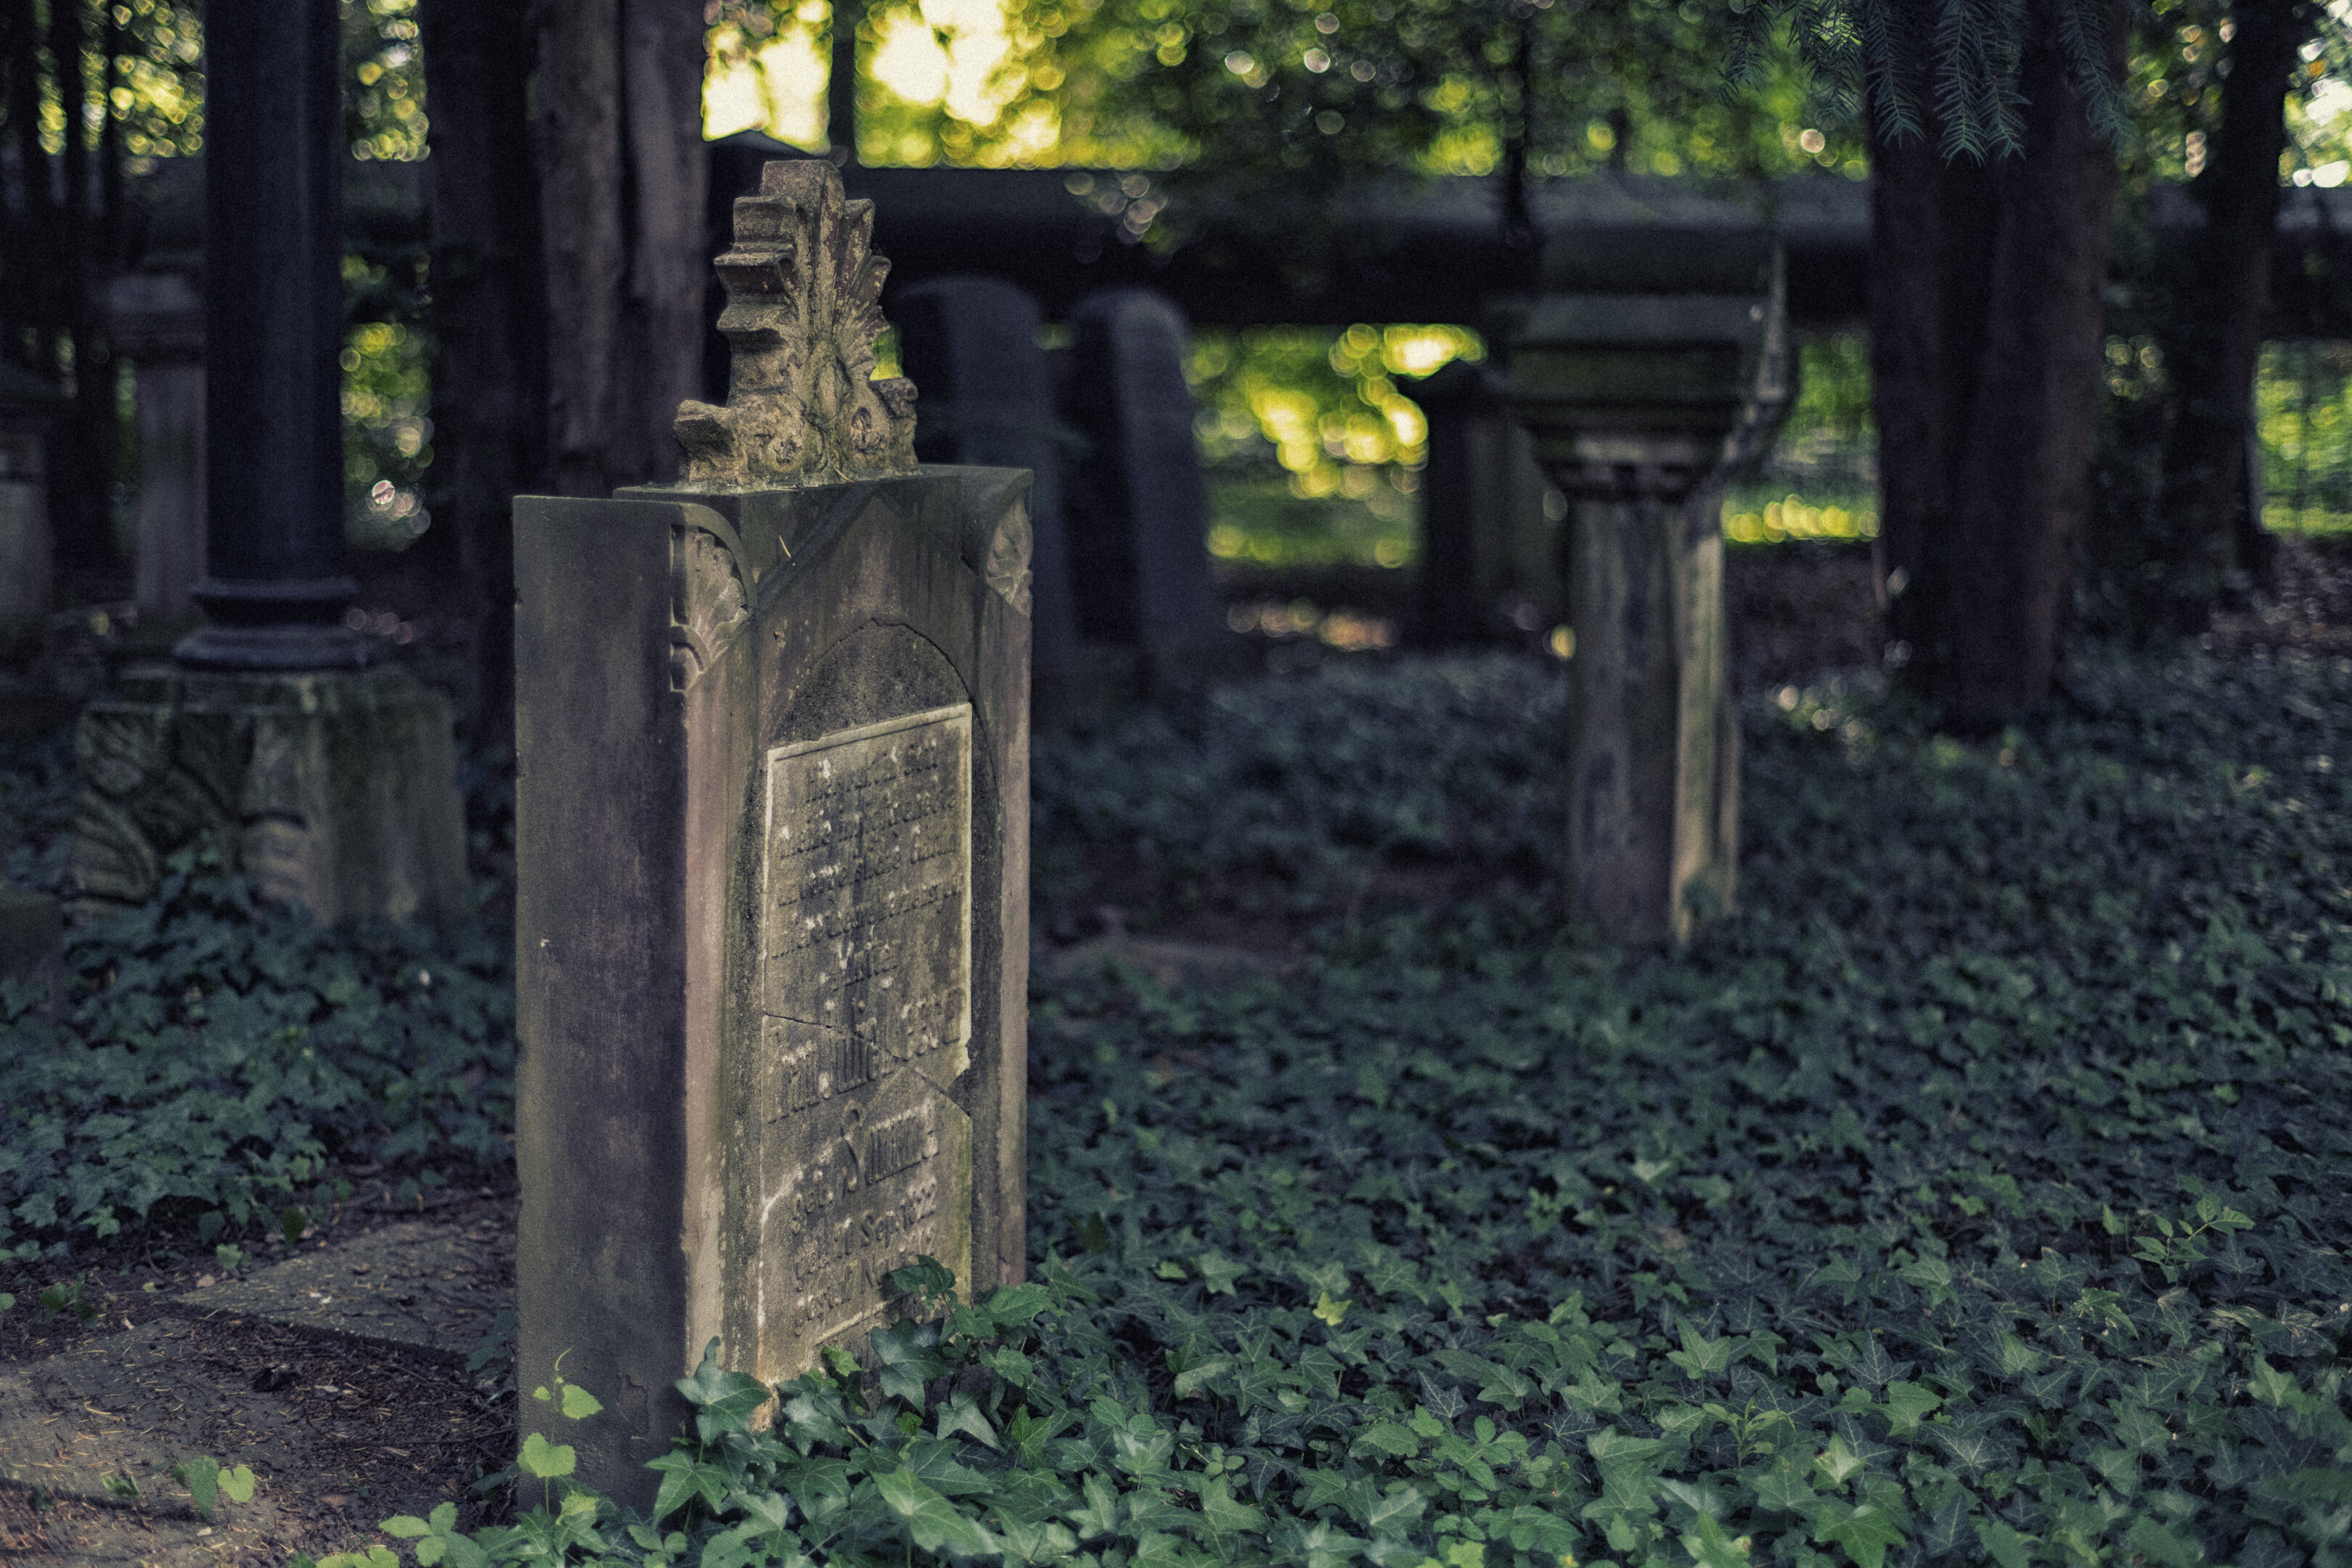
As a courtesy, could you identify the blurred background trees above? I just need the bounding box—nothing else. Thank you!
[5,0,2352,724]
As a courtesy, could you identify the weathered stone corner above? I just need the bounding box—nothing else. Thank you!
[677,159,920,491]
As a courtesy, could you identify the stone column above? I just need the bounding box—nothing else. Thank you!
[176,0,365,670]
[107,270,207,625]
[69,0,465,925]
[1506,237,1790,944]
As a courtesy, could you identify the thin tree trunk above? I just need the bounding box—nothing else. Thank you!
[1871,0,2123,730]
[830,0,860,163]
[419,0,547,746]
[50,0,115,574]
[2149,0,2306,621]
[0,0,33,369]
[6,0,54,380]
[534,0,709,499]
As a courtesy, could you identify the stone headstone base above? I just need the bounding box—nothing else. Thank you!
[68,665,466,925]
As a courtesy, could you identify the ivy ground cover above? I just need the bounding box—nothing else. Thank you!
[8,648,2352,1568]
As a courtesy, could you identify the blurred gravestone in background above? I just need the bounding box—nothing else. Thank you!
[1403,359,1563,649]
[1059,288,1239,695]
[893,277,1082,710]
[514,160,1032,1508]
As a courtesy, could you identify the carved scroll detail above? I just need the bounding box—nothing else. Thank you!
[670,511,751,692]
[675,160,920,491]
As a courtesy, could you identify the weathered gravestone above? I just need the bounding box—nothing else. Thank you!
[1403,359,1564,648]
[1505,232,1791,944]
[1058,287,1235,691]
[514,159,1031,1505]
[892,277,1081,705]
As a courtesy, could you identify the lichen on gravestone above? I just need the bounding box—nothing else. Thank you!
[674,159,919,491]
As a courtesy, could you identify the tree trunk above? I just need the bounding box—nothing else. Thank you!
[534,0,709,499]
[1870,0,2122,731]
[418,0,547,745]
[49,0,116,576]
[2147,0,2305,624]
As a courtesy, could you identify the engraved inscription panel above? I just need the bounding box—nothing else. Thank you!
[749,704,974,1378]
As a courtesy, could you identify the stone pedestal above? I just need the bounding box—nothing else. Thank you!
[515,160,1029,1507]
[1507,238,1790,944]
[69,667,466,924]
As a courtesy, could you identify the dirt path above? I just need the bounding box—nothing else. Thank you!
[0,1204,515,1565]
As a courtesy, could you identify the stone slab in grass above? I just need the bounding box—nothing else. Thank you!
[169,1220,513,1363]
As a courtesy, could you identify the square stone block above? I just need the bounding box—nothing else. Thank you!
[70,666,467,925]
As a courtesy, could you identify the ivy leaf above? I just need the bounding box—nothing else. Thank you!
[1877,1380,1942,1437]
[1273,1518,1367,1568]
[885,1255,958,1307]
[1475,1361,1535,1410]
[1916,1485,1971,1557]
[875,1464,1000,1560]
[2249,1358,2296,1408]
[1973,1515,2039,1568]
[1174,1356,1233,1399]
[1352,1421,1422,1459]
[1417,1371,1466,1421]
[1198,1474,1270,1541]
[1666,1321,1738,1380]
[559,1383,603,1421]
[1069,1472,1122,1539]
[645,1450,729,1520]
[674,1338,770,1441]
[2127,1516,2204,1567]
[997,1516,1081,1567]
[1813,1434,1867,1489]
[1752,1458,1819,1514]
[1811,1500,1906,1568]
[872,1320,949,1405]
[1682,1511,1752,1568]
[1363,1480,1426,1538]
[935,1388,999,1449]
[1196,1252,1249,1295]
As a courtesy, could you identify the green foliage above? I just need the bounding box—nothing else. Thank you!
[341,311,436,553]
[1032,657,1565,928]
[298,644,2352,1568]
[1729,0,2131,160]
[0,854,512,1256]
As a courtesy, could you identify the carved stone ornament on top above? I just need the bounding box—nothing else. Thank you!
[675,160,920,491]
